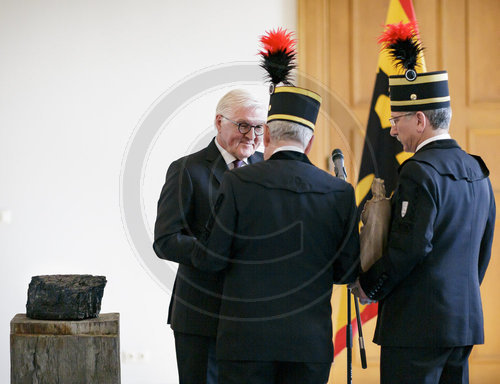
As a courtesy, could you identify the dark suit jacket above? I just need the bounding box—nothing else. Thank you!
[192,151,360,362]
[153,138,263,337]
[360,139,496,347]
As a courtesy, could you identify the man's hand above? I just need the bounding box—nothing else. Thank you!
[348,278,376,305]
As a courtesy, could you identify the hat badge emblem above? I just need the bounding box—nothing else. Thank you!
[405,69,417,81]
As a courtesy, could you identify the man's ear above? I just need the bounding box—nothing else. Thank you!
[263,124,271,147]
[304,134,315,155]
[415,111,427,134]
[215,114,223,133]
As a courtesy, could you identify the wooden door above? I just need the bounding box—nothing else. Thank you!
[298,1,500,382]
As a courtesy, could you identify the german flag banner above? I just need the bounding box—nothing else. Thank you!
[333,0,426,359]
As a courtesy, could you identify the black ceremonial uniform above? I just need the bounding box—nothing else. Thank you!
[361,19,495,384]
[193,150,360,383]
[360,139,495,381]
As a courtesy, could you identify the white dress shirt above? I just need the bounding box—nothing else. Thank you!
[214,138,247,169]
[416,133,451,153]
[272,145,305,154]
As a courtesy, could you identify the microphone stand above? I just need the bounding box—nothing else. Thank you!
[355,293,367,370]
[347,287,352,384]
[331,149,367,384]
[347,288,367,383]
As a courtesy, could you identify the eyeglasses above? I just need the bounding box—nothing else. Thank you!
[222,116,265,136]
[389,112,415,128]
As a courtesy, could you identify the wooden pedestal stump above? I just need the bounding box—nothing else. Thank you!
[10,313,120,384]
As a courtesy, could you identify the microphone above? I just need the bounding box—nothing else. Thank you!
[331,148,347,181]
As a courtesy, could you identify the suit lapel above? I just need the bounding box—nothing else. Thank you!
[205,138,228,185]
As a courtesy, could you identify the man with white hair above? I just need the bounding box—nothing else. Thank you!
[192,86,360,384]
[153,89,266,384]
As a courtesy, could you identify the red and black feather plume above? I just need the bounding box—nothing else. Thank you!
[378,21,423,75]
[259,28,297,86]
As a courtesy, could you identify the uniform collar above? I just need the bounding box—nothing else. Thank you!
[269,150,312,165]
[416,133,451,152]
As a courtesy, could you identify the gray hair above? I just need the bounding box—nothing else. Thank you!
[422,107,452,130]
[215,89,266,117]
[267,120,314,148]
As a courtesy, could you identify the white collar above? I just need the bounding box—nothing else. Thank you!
[272,145,305,155]
[214,137,247,168]
[416,133,451,152]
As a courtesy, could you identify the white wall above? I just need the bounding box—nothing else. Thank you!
[0,1,296,383]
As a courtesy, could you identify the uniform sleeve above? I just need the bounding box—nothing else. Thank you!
[153,159,197,266]
[333,185,361,284]
[478,178,496,284]
[359,161,437,300]
[192,174,237,272]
